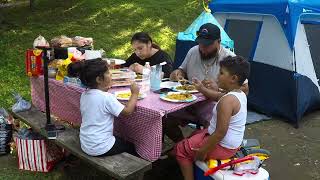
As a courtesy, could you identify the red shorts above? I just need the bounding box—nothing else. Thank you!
[174,129,238,166]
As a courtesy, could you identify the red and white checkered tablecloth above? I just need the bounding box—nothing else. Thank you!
[30,76,207,161]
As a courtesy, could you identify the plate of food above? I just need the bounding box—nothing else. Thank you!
[172,84,199,93]
[114,90,146,101]
[160,92,197,103]
[160,81,180,89]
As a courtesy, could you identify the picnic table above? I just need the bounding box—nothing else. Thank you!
[30,76,207,162]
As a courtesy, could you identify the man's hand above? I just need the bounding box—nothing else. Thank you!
[170,69,185,81]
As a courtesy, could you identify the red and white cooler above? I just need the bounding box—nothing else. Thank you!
[195,161,270,180]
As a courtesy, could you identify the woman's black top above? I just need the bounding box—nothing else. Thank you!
[122,50,173,78]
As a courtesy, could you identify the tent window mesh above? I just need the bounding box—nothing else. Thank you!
[225,19,262,61]
[304,23,320,85]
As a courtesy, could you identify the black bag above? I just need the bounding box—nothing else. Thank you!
[0,124,12,155]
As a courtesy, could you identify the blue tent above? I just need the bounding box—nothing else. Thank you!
[174,0,320,126]
[210,0,320,126]
[209,0,320,48]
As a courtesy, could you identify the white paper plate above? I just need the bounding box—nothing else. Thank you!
[172,85,199,93]
[103,58,126,65]
[114,90,146,101]
[160,92,197,103]
[160,81,180,89]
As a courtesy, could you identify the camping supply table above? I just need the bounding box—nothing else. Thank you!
[30,76,207,162]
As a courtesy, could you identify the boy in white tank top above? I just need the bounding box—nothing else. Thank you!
[174,55,250,180]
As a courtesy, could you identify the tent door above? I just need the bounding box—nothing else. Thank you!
[304,22,320,86]
[224,19,262,61]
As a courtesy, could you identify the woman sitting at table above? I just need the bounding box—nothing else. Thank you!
[121,32,173,78]
[68,58,139,157]
[174,56,250,180]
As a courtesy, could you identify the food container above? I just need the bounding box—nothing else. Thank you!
[48,67,57,78]
[111,69,136,87]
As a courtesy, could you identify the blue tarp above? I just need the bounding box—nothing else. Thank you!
[177,11,234,49]
[209,0,320,48]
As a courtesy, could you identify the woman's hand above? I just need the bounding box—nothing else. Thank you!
[129,63,144,74]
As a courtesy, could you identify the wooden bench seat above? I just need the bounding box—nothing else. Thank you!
[11,106,152,180]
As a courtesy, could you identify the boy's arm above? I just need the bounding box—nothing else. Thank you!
[198,86,225,102]
[195,96,234,161]
[194,79,225,101]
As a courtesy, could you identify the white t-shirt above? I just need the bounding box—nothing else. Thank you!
[80,89,125,156]
[179,45,235,82]
[208,91,247,149]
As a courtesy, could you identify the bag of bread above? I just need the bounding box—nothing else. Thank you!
[50,35,73,48]
[33,35,49,48]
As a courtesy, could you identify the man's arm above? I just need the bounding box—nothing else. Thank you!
[169,68,186,81]
[240,83,249,95]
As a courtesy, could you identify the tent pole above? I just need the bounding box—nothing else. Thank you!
[293,46,300,129]
[36,46,66,136]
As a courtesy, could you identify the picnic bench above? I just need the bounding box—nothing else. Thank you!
[11,106,152,180]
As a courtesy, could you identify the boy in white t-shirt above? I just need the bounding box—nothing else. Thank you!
[174,56,250,180]
[68,59,139,156]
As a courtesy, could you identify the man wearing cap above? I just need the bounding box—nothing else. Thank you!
[164,23,248,143]
[170,23,249,94]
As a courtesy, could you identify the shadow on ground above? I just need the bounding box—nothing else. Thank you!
[1,110,319,180]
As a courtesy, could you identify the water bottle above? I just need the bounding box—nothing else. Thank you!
[141,62,151,94]
[150,64,162,91]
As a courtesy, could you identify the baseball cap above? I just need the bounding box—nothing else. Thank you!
[195,23,221,46]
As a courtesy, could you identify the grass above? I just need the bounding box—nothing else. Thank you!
[0,0,202,179]
[0,0,202,109]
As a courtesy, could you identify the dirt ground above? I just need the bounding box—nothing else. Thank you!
[0,110,319,180]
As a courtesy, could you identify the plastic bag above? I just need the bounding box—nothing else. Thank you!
[11,93,31,113]
[0,108,13,124]
[50,35,73,48]
[0,108,13,155]
[33,35,49,48]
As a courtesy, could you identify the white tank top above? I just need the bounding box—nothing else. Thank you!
[207,91,247,149]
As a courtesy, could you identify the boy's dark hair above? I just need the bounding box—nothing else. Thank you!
[219,56,250,86]
[131,32,160,49]
[67,58,108,88]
